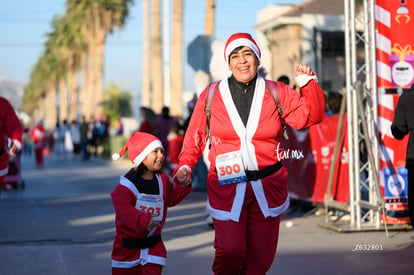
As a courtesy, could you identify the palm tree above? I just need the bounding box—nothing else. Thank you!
[205,0,215,36]
[141,0,151,109]
[23,0,134,125]
[23,12,83,125]
[66,0,134,119]
[152,0,164,114]
[170,0,184,116]
[204,0,215,84]
[23,33,66,127]
[38,42,64,126]
[50,13,84,122]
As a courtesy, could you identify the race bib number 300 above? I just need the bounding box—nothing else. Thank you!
[216,151,247,186]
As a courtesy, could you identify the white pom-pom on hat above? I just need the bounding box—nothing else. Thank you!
[112,153,120,161]
[112,132,163,167]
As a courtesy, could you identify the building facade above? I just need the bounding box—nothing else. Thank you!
[255,0,348,92]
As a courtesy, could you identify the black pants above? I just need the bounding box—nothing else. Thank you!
[408,164,414,228]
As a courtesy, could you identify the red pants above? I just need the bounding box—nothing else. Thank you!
[112,263,162,275]
[34,147,44,166]
[0,175,5,195]
[212,182,281,275]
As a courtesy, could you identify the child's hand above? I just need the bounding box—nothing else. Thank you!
[179,178,192,187]
[147,218,162,231]
[8,142,18,157]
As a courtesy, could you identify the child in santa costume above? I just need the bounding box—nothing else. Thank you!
[111,132,192,275]
[0,97,23,195]
[174,33,325,274]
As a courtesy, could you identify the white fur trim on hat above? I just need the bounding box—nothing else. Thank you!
[225,38,261,63]
[133,139,163,167]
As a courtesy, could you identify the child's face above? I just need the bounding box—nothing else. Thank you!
[142,147,164,171]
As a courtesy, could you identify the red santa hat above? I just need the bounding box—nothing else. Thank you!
[112,132,163,167]
[224,32,261,63]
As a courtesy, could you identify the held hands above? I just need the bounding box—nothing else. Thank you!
[8,142,18,157]
[175,166,192,187]
[294,63,313,76]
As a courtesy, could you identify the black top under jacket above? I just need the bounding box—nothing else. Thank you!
[391,89,414,167]
[124,168,160,194]
[228,74,258,127]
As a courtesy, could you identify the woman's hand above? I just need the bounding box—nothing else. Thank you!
[294,63,313,76]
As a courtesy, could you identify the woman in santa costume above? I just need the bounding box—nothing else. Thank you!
[111,132,192,274]
[174,33,325,274]
[0,97,23,195]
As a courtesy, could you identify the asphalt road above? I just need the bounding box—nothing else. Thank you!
[0,152,413,274]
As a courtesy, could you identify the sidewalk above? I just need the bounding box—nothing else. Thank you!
[0,152,413,274]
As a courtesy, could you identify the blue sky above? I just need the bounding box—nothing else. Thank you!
[0,0,302,98]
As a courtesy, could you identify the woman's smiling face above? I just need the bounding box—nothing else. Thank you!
[228,46,260,84]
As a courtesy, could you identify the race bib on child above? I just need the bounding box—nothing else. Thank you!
[136,193,164,223]
[216,151,247,186]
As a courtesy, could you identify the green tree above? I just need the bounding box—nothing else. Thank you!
[103,83,133,125]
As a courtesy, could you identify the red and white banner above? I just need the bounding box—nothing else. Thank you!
[284,114,349,204]
[376,0,411,224]
[280,1,412,225]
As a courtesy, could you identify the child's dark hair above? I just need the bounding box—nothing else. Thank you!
[135,162,161,175]
[135,162,148,175]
